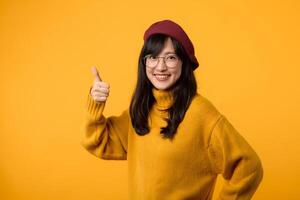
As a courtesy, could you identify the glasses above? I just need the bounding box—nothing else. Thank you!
[143,54,180,68]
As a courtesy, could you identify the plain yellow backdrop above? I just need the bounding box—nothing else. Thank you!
[1,0,299,199]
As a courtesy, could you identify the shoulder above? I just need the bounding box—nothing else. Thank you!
[183,93,223,143]
[189,92,222,119]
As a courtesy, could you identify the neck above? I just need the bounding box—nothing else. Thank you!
[152,87,173,110]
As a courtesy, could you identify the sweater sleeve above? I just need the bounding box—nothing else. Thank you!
[80,91,129,160]
[207,114,264,200]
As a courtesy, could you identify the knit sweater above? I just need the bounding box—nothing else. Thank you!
[81,87,263,200]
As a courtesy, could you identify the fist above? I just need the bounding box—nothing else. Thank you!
[90,66,110,102]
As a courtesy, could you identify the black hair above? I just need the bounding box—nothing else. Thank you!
[129,33,197,140]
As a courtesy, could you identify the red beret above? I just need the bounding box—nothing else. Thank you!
[143,19,199,70]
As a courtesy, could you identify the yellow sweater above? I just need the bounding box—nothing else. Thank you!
[81,87,263,200]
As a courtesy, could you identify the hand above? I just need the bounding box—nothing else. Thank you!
[90,66,110,102]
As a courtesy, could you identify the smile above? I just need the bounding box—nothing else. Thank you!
[154,74,170,81]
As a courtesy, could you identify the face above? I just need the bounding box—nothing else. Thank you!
[145,37,182,90]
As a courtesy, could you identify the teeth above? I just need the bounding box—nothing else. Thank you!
[155,74,170,80]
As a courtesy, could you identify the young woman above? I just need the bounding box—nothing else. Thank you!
[82,19,263,200]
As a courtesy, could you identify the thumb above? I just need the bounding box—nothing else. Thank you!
[91,66,102,82]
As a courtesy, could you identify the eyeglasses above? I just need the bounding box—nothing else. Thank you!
[143,54,180,68]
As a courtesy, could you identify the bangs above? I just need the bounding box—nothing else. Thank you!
[142,34,186,64]
[143,34,169,57]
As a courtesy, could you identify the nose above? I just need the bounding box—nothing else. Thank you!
[156,57,167,71]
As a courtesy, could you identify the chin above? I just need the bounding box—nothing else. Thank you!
[152,81,174,90]
[153,85,169,90]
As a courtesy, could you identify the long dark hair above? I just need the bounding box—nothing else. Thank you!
[129,33,197,140]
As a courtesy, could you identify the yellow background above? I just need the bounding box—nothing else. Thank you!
[1,0,299,199]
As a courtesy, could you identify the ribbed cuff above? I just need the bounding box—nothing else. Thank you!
[86,92,106,119]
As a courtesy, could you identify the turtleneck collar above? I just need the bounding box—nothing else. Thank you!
[152,87,173,110]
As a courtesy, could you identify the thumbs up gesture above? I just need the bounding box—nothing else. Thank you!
[90,66,110,102]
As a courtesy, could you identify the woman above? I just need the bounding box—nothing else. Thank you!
[81,19,263,200]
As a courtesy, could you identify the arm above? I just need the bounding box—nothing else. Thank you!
[81,91,129,160]
[207,114,264,200]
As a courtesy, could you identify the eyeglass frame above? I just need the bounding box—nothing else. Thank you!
[143,53,181,68]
